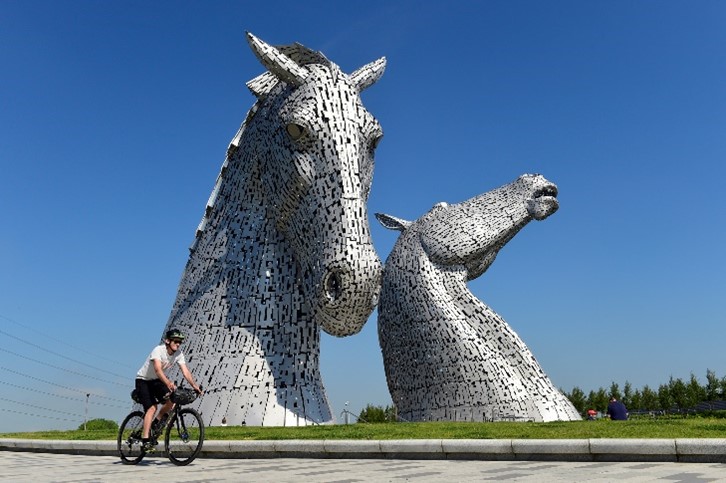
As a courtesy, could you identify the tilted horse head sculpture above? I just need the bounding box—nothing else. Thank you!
[376,174,581,422]
[163,33,385,426]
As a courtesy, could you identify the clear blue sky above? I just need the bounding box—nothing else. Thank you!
[1,1,725,432]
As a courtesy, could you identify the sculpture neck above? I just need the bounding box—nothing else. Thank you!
[168,152,306,326]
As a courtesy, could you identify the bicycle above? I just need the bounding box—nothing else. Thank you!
[118,386,205,466]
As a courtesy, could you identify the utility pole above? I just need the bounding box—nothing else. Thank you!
[84,393,89,430]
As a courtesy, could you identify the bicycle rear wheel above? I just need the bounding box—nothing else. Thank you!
[165,408,204,465]
[117,410,146,464]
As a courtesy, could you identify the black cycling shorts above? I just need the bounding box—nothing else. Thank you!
[134,378,169,411]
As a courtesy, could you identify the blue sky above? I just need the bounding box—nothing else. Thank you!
[1,1,725,432]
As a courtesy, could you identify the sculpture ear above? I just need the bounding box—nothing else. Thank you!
[246,72,278,98]
[350,57,386,92]
[246,32,308,87]
[375,213,411,232]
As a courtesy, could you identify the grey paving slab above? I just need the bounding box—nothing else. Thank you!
[379,439,444,459]
[442,439,514,460]
[513,439,591,461]
[677,439,726,463]
[1,452,726,482]
[589,438,677,462]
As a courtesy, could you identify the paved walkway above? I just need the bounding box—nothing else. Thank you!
[1,451,726,482]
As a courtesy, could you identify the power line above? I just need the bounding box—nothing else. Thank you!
[0,407,82,424]
[0,366,128,405]
[0,347,127,388]
[0,380,128,410]
[0,314,136,370]
[0,380,81,402]
[0,327,129,380]
[0,396,84,418]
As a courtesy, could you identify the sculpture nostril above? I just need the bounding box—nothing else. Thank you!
[324,270,343,303]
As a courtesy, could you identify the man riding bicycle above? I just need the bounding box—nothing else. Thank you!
[135,328,202,452]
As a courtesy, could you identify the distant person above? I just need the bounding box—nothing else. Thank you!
[606,396,628,420]
[135,328,203,452]
[587,409,597,420]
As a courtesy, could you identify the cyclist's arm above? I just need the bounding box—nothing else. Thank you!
[179,363,203,394]
[153,358,176,393]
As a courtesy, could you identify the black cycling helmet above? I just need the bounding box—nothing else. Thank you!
[165,328,186,341]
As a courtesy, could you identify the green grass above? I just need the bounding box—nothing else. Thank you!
[2,419,726,441]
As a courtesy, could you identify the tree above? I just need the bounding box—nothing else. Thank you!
[705,369,720,401]
[609,381,621,400]
[586,390,596,411]
[568,371,723,414]
[640,385,659,411]
[566,387,587,414]
[622,381,633,408]
[358,404,395,423]
[629,388,642,411]
[668,377,688,410]
[587,387,609,412]
[686,373,706,408]
[658,383,673,410]
[384,405,397,422]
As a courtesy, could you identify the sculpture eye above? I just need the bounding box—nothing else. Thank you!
[286,123,306,141]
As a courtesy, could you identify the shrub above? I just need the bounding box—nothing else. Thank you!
[79,418,118,431]
[358,404,397,423]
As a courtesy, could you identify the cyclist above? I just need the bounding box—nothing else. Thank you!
[135,328,202,452]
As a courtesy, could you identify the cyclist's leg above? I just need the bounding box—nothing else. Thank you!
[142,405,157,438]
[149,379,173,426]
[156,399,175,422]
[135,379,160,439]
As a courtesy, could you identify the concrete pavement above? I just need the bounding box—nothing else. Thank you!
[1,438,725,463]
[2,451,726,482]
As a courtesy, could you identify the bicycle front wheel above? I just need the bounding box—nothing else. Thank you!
[165,408,204,465]
[117,411,146,465]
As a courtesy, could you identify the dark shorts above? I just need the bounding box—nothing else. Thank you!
[135,378,169,411]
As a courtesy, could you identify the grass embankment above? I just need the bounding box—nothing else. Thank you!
[2,419,726,441]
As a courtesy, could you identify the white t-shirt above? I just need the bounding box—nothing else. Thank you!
[136,344,187,380]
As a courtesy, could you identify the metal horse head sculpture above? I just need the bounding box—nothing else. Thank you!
[376,174,581,422]
[163,33,385,426]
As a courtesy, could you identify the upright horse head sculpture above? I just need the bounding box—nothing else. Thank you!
[376,174,581,422]
[163,33,385,426]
